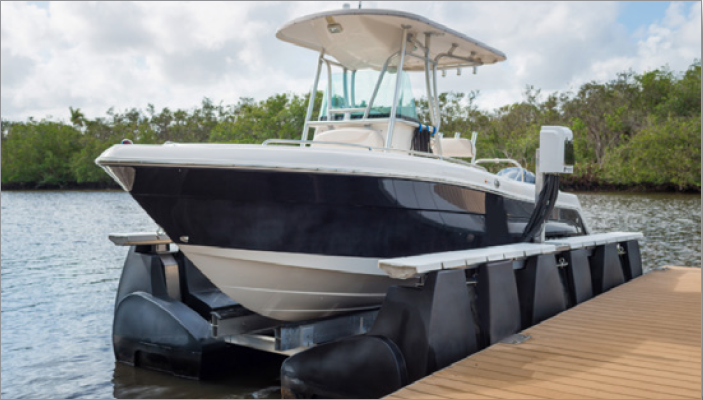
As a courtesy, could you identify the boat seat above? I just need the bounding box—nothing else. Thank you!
[312,128,384,150]
[439,137,476,158]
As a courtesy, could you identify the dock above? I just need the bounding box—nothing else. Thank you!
[387,266,701,399]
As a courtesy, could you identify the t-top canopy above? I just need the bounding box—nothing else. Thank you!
[276,8,507,71]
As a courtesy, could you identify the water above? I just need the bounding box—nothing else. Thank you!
[1,190,700,399]
[1,191,283,399]
[577,192,702,271]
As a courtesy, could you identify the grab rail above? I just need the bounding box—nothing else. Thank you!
[474,158,523,169]
[328,108,367,114]
[474,158,525,181]
[263,139,374,151]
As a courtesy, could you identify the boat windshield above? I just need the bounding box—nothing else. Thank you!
[319,69,418,121]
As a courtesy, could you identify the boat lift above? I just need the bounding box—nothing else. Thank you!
[107,125,644,392]
[109,231,381,359]
[108,227,643,376]
[379,232,644,280]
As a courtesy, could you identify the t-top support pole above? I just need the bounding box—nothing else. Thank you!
[301,49,325,144]
[385,26,409,149]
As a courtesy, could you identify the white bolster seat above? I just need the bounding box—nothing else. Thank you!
[312,128,384,150]
[439,137,475,158]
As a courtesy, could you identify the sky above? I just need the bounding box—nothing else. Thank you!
[1,1,701,122]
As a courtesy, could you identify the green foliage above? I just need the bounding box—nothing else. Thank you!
[603,117,701,190]
[1,61,699,191]
[1,120,82,187]
[208,92,322,143]
[70,135,119,184]
[654,61,701,118]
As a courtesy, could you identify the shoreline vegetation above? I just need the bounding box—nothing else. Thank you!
[2,62,700,192]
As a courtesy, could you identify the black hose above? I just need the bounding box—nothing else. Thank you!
[411,127,431,153]
[520,174,560,242]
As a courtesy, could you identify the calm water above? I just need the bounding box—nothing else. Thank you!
[1,190,700,399]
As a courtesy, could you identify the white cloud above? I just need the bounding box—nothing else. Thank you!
[569,1,701,89]
[1,1,700,121]
[637,1,702,68]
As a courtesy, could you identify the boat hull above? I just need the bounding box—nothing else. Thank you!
[129,166,520,258]
[98,145,586,321]
[180,245,403,321]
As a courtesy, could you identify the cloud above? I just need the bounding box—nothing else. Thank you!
[427,1,701,110]
[636,1,702,68]
[1,48,37,88]
[570,1,701,89]
[1,1,700,122]
[381,1,632,109]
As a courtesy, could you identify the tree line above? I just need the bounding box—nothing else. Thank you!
[1,61,700,191]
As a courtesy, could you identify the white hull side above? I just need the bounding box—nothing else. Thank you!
[180,244,412,321]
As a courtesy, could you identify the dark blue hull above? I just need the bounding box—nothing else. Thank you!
[129,166,585,258]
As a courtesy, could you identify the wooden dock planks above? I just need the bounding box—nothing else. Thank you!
[389,266,701,399]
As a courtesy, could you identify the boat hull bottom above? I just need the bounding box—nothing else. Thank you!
[180,245,413,321]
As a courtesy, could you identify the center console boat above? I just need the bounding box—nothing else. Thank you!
[97,8,588,322]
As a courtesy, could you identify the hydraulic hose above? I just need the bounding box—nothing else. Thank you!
[521,174,560,242]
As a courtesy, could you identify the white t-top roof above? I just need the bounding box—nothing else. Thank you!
[276,8,507,71]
